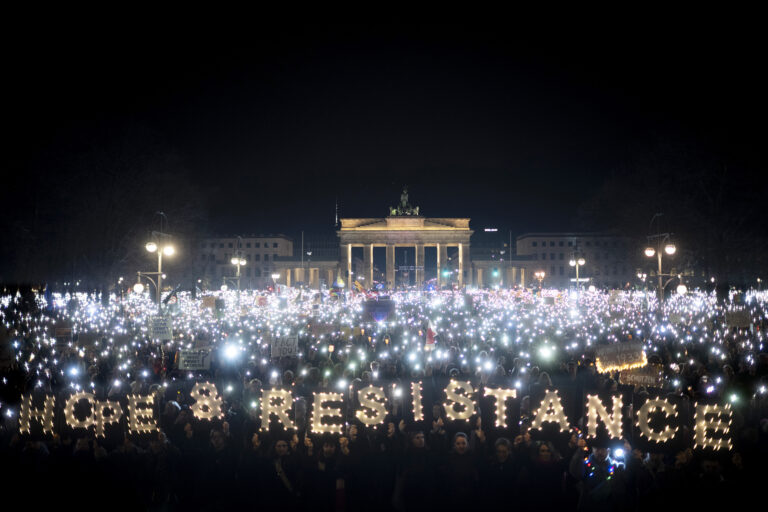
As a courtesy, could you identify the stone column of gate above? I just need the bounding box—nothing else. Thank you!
[340,244,352,290]
[415,244,425,287]
[458,243,464,287]
[464,244,471,286]
[364,244,373,289]
[386,244,395,289]
[438,244,448,288]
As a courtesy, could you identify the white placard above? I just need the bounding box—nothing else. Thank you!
[178,350,211,371]
[149,315,173,340]
[271,335,299,358]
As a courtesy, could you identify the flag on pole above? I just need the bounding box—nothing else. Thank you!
[353,280,364,293]
[425,319,437,350]
[334,270,345,289]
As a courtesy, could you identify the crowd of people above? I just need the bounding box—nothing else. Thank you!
[1,285,768,510]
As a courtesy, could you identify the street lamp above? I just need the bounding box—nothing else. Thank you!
[139,237,175,307]
[645,213,677,305]
[534,270,545,291]
[636,272,647,293]
[231,255,246,302]
[306,250,312,288]
[569,255,586,295]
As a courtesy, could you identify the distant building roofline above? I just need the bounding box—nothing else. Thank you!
[516,232,624,240]
[198,234,294,240]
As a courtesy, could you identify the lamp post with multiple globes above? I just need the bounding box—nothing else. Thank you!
[569,255,586,296]
[134,239,175,308]
[644,213,677,305]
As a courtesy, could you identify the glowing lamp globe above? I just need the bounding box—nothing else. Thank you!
[664,244,676,255]
[221,284,228,291]
[588,285,596,292]
[133,283,145,294]
[577,258,585,266]
[644,247,655,257]
[162,245,175,256]
[145,242,158,253]
[569,259,576,267]
[231,257,240,265]
[676,284,687,295]
[223,344,241,361]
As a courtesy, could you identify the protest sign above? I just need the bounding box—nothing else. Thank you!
[15,378,734,455]
[725,310,751,328]
[201,296,216,310]
[620,364,664,388]
[595,342,647,373]
[271,335,299,358]
[149,315,173,341]
[362,298,396,323]
[177,349,211,371]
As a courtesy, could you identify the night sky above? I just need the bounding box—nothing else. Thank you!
[6,25,766,241]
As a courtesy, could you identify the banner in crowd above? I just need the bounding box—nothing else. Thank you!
[16,378,733,453]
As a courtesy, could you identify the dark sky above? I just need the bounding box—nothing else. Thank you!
[7,25,765,240]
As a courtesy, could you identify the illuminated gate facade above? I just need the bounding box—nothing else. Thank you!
[338,216,473,290]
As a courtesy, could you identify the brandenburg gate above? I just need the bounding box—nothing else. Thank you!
[337,189,473,289]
